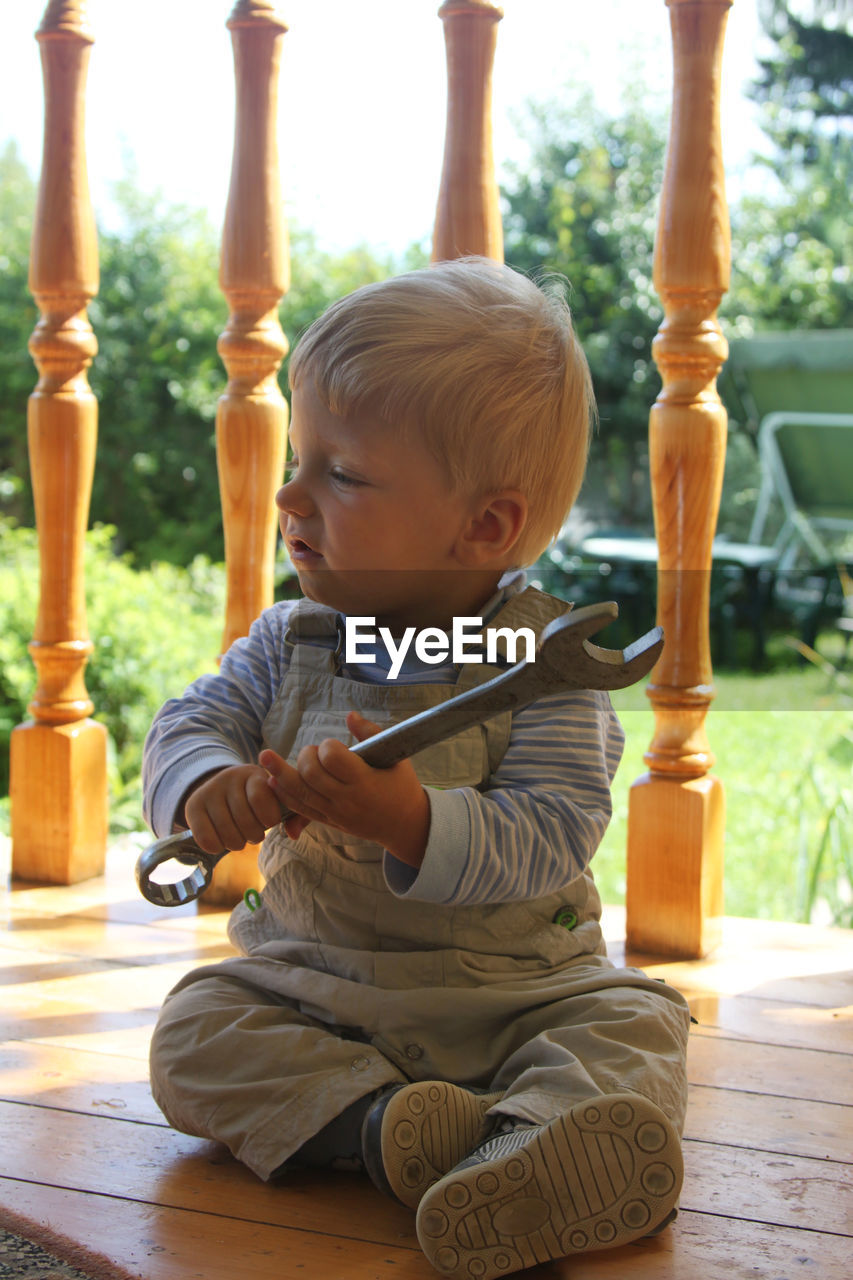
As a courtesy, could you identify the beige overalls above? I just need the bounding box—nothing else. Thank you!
[149,589,691,1180]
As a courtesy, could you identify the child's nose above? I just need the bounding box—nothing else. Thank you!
[275,478,312,516]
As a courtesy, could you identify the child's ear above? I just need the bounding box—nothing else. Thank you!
[455,491,528,567]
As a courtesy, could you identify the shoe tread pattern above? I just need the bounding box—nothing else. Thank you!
[416,1093,683,1279]
[382,1083,502,1210]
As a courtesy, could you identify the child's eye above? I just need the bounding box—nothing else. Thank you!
[330,467,363,488]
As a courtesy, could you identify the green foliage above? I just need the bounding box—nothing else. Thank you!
[501,89,667,527]
[722,1,852,335]
[722,109,852,335]
[714,3,853,536]
[280,232,401,388]
[88,177,226,564]
[785,633,853,925]
[0,519,223,831]
[793,724,853,926]
[752,1,853,139]
[0,523,39,797]
[0,142,37,517]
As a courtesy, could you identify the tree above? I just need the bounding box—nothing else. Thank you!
[0,156,228,560]
[0,142,37,522]
[501,89,668,527]
[752,0,853,146]
[279,233,401,389]
[722,0,852,334]
[87,176,227,564]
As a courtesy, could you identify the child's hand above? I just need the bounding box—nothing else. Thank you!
[184,764,284,854]
[259,711,431,869]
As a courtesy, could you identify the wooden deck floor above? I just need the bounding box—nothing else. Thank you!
[1,838,851,1279]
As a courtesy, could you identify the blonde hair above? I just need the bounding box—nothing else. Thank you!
[289,257,595,564]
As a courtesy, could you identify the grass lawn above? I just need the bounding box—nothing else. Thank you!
[597,639,852,926]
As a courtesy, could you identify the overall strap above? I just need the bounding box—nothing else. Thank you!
[283,598,344,676]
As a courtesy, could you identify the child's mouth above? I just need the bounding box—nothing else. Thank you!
[287,537,324,566]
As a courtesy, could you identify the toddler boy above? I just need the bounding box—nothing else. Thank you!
[144,258,690,1279]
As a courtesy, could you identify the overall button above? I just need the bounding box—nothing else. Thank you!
[405,1043,424,1061]
[350,1056,372,1071]
[553,907,578,931]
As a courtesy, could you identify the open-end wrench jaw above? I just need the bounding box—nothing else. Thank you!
[535,602,663,691]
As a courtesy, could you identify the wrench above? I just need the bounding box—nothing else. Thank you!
[136,600,662,907]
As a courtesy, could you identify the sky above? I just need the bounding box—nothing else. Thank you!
[2,0,767,257]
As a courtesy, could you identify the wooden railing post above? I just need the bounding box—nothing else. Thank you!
[10,0,108,884]
[625,0,732,959]
[206,0,289,905]
[432,0,504,263]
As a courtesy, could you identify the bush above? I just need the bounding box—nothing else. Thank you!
[0,520,224,832]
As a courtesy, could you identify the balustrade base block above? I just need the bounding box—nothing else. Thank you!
[201,842,264,908]
[625,772,725,960]
[10,719,108,884]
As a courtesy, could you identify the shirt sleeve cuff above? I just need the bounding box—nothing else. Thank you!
[383,787,472,902]
[147,748,244,837]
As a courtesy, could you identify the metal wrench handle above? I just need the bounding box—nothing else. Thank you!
[136,601,662,906]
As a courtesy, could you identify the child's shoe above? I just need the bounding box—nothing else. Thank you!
[362,1081,503,1209]
[416,1092,682,1278]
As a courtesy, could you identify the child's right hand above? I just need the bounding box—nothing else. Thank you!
[183,764,283,854]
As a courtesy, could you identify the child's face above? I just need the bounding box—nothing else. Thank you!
[276,382,492,630]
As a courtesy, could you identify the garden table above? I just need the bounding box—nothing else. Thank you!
[578,535,779,668]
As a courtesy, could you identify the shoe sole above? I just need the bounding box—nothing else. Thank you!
[380,1082,503,1210]
[416,1092,682,1278]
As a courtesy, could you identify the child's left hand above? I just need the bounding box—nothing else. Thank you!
[258,711,430,869]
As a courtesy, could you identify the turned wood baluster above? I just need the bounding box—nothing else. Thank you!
[218,0,289,654]
[10,0,108,884]
[206,0,289,904]
[626,0,732,959]
[432,0,504,263]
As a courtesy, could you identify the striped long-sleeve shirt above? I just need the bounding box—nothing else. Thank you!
[142,588,625,909]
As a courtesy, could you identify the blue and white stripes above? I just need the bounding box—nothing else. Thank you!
[385,688,623,906]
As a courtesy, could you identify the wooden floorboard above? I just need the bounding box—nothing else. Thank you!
[4,1100,852,1239]
[2,841,852,1279]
